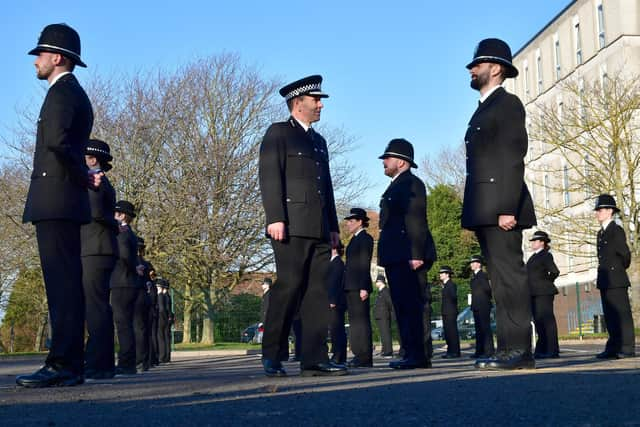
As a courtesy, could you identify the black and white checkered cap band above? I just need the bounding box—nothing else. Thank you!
[284,83,324,101]
[87,146,110,157]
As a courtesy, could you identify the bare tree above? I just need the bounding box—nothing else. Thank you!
[418,142,466,196]
[529,71,640,322]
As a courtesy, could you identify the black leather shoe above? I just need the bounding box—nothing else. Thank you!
[288,356,300,362]
[262,359,287,377]
[300,362,348,377]
[115,366,137,376]
[85,369,115,380]
[347,357,373,368]
[389,358,431,369]
[441,353,461,359]
[535,352,560,359]
[596,350,619,360]
[377,352,393,359]
[617,352,636,359]
[16,365,84,388]
[483,351,535,370]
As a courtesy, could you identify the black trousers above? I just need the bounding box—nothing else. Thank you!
[35,220,85,375]
[329,306,347,364]
[375,313,393,355]
[600,287,635,354]
[134,289,150,367]
[475,227,532,353]
[422,302,433,359]
[148,312,159,365]
[531,294,559,355]
[473,307,495,356]
[157,314,171,363]
[442,313,461,355]
[346,290,373,362]
[81,255,116,372]
[111,287,138,368]
[263,237,331,367]
[385,262,427,363]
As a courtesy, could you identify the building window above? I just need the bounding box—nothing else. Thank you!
[563,165,570,206]
[536,49,543,94]
[554,34,562,80]
[523,60,530,100]
[597,2,606,49]
[574,17,583,65]
[562,286,568,296]
[579,79,587,124]
[544,174,550,209]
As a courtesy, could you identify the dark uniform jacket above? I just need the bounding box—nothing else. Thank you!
[526,249,560,296]
[597,221,631,289]
[441,280,458,316]
[110,226,140,288]
[344,231,374,292]
[378,170,437,267]
[261,291,271,323]
[461,87,536,230]
[327,256,346,309]
[258,117,339,240]
[80,174,118,257]
[23,73,94,224]
[373,286,394,320]
[470,270,492,311]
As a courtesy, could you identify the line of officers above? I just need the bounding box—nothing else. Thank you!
[81,140,174,379]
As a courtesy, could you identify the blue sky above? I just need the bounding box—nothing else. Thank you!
[1,1,571,208]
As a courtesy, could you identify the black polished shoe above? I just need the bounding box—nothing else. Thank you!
[377,352,393,359]
[347,357,373,368]
[115,366,137,376]
[484,351,535,370]
[535,352,560,359]
[596,350,619,360]
[441,353,461,359]
[16,365,84,388]
[85,369,116,380]
[300,361,348,377]
[288,356,300,362]
[617,352,636,359]
[389,358,431,369]
[262,359,287,377]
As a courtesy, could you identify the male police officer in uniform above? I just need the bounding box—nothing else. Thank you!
[439,266,461,358]
[373,275,394,358]
[81,139,118,380]
[462,38,536,370]
[17,23,98,387]
[469,255,495,358]
[378,139,437,369]
[259,75,346,377]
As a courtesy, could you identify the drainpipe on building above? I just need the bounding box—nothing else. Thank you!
[575,282,583,340]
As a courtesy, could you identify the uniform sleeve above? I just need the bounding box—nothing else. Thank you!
[321,136,339,233]
[545,253,560,281]
[615,226,631,269]
[258,125,287,225]
[45,87,89,188]
[496,95,528,216]
[357,234,374,291]
[407,177,428,260]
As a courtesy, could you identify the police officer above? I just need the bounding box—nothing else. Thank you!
[327,242,347,365]
[81,139,118,380]
[148,268,160,367]
[439,266,461,358]
[261,277,272,324]
[378,139,437,369]
[134,237,152,372]
[157,279,173,363]
[344,208,374,368]
[594,194,636,359]
[17,23,98,388]
[373,275,394,358]
[111,200,141,375]
[462,39,536,370]
[469,255,495,358]
[258,75,346,377]
[527,231,560,359]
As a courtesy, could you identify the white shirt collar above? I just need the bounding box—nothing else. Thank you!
[601,219,613,231]
[479,84,502,103]
[354,228,364,236]
[293,116,310,132]
[331,254,340,261]
[391,169,409,182]
[50,71,72,87]
[534,248,544,254]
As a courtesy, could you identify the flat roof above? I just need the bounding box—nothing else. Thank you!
[513,0,578,57]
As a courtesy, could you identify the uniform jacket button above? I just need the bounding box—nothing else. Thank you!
[42,172,47,176]
[489,178,494,182]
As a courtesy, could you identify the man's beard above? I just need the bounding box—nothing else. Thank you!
[470,73,488,91]
[36,64,53,81]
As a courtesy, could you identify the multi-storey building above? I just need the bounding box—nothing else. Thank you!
[504,0,640,334]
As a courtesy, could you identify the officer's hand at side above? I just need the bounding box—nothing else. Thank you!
[330,232,341,249]
[498,215,517,231]
[409,260,424,270]
[87,170,103,189]
[329,303,336,308]
[360,290,369,301]
[267,222,286,241]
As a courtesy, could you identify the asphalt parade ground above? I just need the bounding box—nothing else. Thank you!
[1,342,639,427]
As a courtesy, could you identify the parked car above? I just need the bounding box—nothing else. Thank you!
[241,323,259,343]
[456,306,497,340]
[431,327,444,340]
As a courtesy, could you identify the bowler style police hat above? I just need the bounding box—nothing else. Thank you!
[29,23,87,68]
